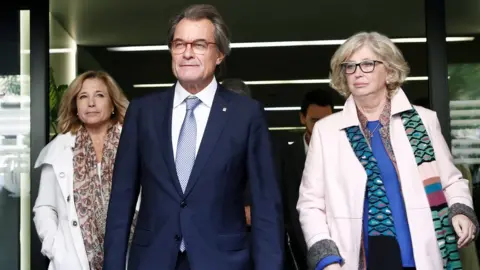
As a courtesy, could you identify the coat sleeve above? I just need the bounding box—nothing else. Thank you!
[33,164,59,259]
[103,99,142,270]
[296,122,343,268]
[427,111,472,207]
[426,110,478,230]
[247,102,284,270]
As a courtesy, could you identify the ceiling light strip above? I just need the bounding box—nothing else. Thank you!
[133,76,429,88]
[21,48,76,54]
[245,79,331,85]
[264,106,344,111]
[264,107,300,111]
[108,37,474,52]
[268,126,306,131]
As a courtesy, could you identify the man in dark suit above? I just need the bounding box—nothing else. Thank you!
[103,4,283,270]
[280,89,334,270]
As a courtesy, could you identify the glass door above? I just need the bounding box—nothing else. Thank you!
[0,9,32,270]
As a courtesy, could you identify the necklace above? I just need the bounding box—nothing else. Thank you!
[370,122,381,137]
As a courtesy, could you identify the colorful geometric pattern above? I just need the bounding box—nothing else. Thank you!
[346,126,397,237]
[401,109,462,270]
[402,111,435,166]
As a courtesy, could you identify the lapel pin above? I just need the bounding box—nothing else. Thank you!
[222,107,227,112]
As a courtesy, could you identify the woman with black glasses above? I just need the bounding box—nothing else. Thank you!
[297,32,478,270]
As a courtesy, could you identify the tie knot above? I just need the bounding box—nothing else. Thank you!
[185,96,201,111]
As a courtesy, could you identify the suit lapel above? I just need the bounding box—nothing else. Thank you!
[291,135,307,190]
[295,135,306,173]
[158,88,184,196]
[184,88,230,196]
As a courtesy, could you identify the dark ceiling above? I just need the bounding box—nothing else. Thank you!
[49,0,480,131]
[50,0,480,45]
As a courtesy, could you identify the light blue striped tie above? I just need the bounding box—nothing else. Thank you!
[175,96,201,251]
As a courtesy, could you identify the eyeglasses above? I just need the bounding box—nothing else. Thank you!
[170,40,217,55]
[341,60,383,74]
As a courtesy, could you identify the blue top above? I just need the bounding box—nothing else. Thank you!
[362,121,415,267]
[316,121,416,270]
[316,255,343,270]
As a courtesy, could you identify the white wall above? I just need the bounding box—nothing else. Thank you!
[49,14,76,86]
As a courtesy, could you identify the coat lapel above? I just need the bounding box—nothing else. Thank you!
[157,88,184,196]
[55,135,75,201]
[184,87,230,196]
[287,135,307,193]
[35,133,75,201]
[294,135,306,173]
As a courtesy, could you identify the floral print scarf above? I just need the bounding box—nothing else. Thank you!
[73,124,120,269]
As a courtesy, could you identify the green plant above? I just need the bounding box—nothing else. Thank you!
[49,67,68,135]
[448,63,480,100]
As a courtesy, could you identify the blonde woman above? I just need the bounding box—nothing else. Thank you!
[297,32,478,270]
[33,71,137,269]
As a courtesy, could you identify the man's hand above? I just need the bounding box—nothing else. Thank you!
[452,214,476,248]
[244,206,251,226]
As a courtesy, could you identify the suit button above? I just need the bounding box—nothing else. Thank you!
[59,172,65,178]
[180,201,187,208]
[174,235,181,241]
[72,221,78,227]
[66,195,70,202]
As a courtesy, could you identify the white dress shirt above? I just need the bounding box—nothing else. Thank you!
[171,78,218,159]
[303,133,309,154]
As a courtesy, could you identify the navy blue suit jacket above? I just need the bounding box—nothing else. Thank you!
[103,85,284,270]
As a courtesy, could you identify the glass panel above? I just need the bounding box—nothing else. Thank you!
[49,13,77,139]
[0,9,31,270]
[448,64,480,187]
[449,64,480,168]
[448,61,480,270]
[447,2,480,266]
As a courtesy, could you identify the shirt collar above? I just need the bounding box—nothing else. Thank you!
[303,133,308,154]
[173,77,218,108]
[339,87,413,130]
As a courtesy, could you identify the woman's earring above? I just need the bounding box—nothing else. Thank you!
[112,111,114,115]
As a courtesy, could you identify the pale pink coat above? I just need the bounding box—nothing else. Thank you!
[297,89,473,270]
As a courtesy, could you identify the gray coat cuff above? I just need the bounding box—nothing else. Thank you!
[307,239,344,270]
[449,203,480,238]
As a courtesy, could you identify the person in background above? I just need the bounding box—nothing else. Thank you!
[279,88,334,270]
[221,78,253,227]
[33,71,138,270]
[102,4,283,270]
[222,78,251,97]
[297,31,478,270]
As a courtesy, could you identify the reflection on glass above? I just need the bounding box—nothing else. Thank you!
[448,61,480,270]
[0,76,30,270]
[0,10,31,270]
[449,63,480,185]
[20,10,31,270]
[0,75,30,197]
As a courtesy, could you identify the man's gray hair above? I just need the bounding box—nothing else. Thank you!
[222,78,251,97]
[167,4,231,57]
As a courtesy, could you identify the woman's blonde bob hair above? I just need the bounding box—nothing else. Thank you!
[329,32,410,97]
[57,70,129,134]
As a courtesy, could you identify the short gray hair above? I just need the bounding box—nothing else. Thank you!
[329,32,410,97]
[167,4,231,57]
[222,78,251,97]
